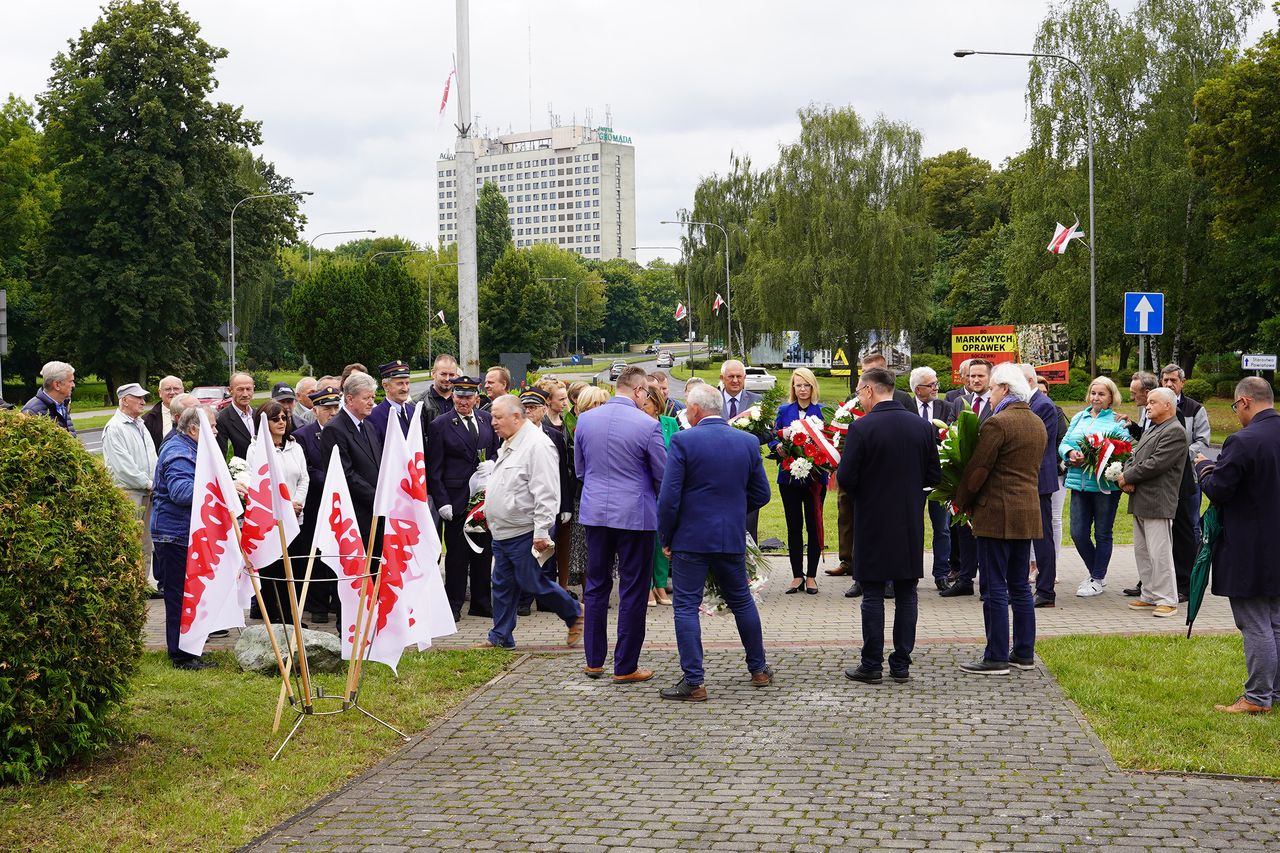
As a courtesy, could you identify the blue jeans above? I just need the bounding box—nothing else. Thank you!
[860,579,918,672]
[927,501,951,580]
[977,537,1036,663]
[1069,489,1122,580]
[488,532,580,648]
[671,551,767,686]
[155,541,198,663]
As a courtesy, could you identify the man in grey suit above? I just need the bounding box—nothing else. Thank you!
[1116,387,1187,617]
[720,359,762,543]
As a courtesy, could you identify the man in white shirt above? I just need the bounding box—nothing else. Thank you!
[215,372,257,458]
[477,394,584,650]
[143,375,183,451]
[966,359,994,422]
[102,382,160,581]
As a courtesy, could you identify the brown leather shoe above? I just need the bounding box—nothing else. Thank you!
[1214,696,1271,714]
[750,666,774,687]
[825,563,852,576]
[566,615,584,646]
[470,640,496,649]
[583,666,604,679]
[612,669,655,684]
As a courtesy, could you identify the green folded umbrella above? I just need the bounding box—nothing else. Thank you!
[1185,503,1220,638]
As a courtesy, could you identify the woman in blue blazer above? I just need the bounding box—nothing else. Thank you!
[771,368,828,594]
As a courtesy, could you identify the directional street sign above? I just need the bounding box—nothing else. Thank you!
[1123,292,1164,336]
[1242,354,1277,371]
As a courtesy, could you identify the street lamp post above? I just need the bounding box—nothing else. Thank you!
[661,218,731,359]
[954,48,1098,378]
[634,245,692,373]
[230,190,312,376]
[537,277,567,354]
[308,229,377,271]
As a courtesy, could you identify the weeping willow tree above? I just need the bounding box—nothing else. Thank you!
[746,105,933,385]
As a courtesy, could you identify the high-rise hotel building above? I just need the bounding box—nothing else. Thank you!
[436,125,636,262]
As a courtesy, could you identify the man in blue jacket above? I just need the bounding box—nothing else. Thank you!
[657,383,772,700]
[1022,364,1063,607]
[1195,377,1280,714]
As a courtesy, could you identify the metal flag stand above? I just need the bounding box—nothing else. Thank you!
[266,516,411,761]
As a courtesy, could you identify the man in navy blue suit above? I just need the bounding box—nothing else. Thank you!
[657,383,773,701]
[366,359,417,442]
[1022,364,1063,608]
[427,376,500,620]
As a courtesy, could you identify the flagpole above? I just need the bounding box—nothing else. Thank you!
[349,516,386,698]
[273,547,318,732]
[344,571,372,701]
[232,521,296,702]
[277,522,313,711]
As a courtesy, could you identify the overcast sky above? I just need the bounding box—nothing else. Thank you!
[2,2,1268,265]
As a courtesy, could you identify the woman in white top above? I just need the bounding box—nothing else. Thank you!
[242,400,309,625]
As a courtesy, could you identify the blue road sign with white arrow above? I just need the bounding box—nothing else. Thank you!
[1123,292,1164,336]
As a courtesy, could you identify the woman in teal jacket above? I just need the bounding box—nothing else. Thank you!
[1058,376,1124,597]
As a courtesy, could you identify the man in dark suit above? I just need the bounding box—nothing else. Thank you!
[955,363,1047,675]
[719,359,763,544]
[1022,364,1064,608]
[293,383,341,622]
[142,375,184,451]
[839,367,941,684]
[427,376,499,620]
[1195,377,1280,714]
[657,383,773,701]
[1162,365,1211,600]
[215,372,257,459]
[909,366,958,592]
[366,360,418,442]
[964,359,995,423]
[839,352,917,597]
[944,359,972,404]
[319,372,382,544]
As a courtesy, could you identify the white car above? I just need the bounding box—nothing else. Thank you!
[743,367,776,393]
[655,351,674,368]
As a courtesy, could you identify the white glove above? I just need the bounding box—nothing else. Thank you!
[439,504,454,522]
[475,459,496,477]
[558,512,571,524]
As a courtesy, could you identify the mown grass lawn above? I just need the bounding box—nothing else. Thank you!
[1038,634,1280,778]
[0,648,511,853]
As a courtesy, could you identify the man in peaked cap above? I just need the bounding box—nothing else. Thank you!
[366,359,418,442]
[426,375,500,621]
[294,381,342,622]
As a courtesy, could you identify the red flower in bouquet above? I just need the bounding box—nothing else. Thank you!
[1076,431,1134,492]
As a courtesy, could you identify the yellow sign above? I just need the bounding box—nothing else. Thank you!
[832,347,850,377]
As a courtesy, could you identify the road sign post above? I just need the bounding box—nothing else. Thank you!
[1124,292,1164,374]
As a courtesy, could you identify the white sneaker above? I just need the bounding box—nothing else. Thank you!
[1076,578,1105,597]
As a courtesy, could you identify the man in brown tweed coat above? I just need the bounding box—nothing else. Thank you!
[955,362,1047,675]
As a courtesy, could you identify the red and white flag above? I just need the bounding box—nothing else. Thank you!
[436,310,447,325]
[712,293,724,315]
[674,302,687,321]
[373,404,454,659]
[236,414,300,607]
[312,446,370,663]
[1047,221,1086,254]
[438,69,456,118]
[179,410,247,656]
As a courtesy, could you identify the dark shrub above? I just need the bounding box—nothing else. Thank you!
[1214,380,1236,399]
[1182,378,1212,403]
[0,412,148,783]
[1048,382,1088,402]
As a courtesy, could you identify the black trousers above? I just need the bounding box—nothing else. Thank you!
[155,542,198,663]
[1172,489,1198,596]
[443,516,492,617]
[780,481,825,578]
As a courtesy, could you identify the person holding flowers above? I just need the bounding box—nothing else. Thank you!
[1058,376,1126,598]
[771,368,828,594]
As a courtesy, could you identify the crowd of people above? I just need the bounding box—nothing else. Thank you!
[14,350,1280,711]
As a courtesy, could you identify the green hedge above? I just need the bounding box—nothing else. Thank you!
[0,412,149,782]
[1182,378,1212,403]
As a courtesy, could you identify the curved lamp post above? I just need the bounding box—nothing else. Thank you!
[308,229,377,270]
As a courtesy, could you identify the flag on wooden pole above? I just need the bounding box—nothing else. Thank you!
[674,302,687,321]
[236,415,300,606]
[178,410,247,656]
[1047,221,1086,254]
[712,293,724,315]
[312,447,368,661]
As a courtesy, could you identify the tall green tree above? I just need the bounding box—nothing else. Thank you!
[746,105,933,381]
[594,258,648,349]
[476,182,512,281]
[37,0,301,391]
[0,96,58,389]
[528,243,604,354]
[284,259,426,375]
[478,247,559,367]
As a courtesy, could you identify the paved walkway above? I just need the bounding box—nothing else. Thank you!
[146,545,1239,654]
[164,541,1278,852]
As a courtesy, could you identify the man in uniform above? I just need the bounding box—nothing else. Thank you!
[366,360,418,441]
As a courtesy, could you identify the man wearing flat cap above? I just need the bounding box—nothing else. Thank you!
[102,382,160,579]
[427,376,500,620]
[367,360,419,443]
[294,381,342,623]
[514,387,574,615]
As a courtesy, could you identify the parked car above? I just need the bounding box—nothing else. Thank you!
[191,385,232,410]
[655,351,674,369]
[743,367,776,393]
[608,361,627,380]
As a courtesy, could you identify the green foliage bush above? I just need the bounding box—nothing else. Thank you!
[1048,382,1088,402]
[249,370,271,391]
[1214,380,1236,399]
[0,413,149,783]
[911,353,953,375]
[1069,368,1091,385]
[1181,378,1212,402]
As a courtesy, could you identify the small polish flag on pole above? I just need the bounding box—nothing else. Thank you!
[712,293,724,315]
[435,310,446,325]
[1047,221,1086,254]
[674,302,687,321]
